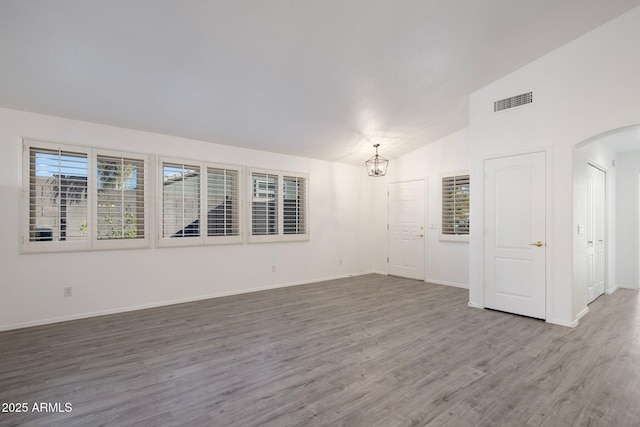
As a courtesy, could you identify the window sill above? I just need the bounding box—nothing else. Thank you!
[439,234,469,243]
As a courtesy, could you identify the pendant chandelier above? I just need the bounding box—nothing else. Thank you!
[365,144,389,177]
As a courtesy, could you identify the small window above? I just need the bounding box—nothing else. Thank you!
[441,173,469,242]
[249,169,308,242]
[159,158,242,247]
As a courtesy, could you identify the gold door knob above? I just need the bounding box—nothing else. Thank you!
[417,234,424,238]
[530,241,543,247]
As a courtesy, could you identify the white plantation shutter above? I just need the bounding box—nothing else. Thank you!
[251,172,278,236]
[23,140,151,252]
[249,169,309,242]
[207,167,240,238]
[27,145,89,244]
[160,158,243,247]
[162,162,201,239]
[96,155,145,240]
[283,175,307,235]
[442,174,470,236]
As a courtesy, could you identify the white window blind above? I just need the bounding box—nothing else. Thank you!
[96,155,145,240]
[162,162,201,239]
[23,140,149,253]
[207,167,239,237]
[249,169,308,242]
[442,174,470,236]
[27,146,89,243]
[283,175,307,235]
[160,158,243,247]
[251,172,278,236]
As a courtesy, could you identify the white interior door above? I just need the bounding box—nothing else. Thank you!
[587,164,606,303]
[484,152,546,319]
[388,180,425,280]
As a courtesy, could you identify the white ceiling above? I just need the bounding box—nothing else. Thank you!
[1,1,639,164]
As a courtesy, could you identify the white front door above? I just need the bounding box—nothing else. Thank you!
[388,180,425,280]
[587,164,606,303]
[484,152,546,319]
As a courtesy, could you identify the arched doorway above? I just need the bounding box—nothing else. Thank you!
[572,125,640,318]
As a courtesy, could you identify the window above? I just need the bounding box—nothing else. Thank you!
[251,172,278,236]
[283,175,307,235]
[159,158,241,247]
[207,167,240,238]
[22,140,149,253]
[441,173,469,242]
[94,151,147,249]
[249,169,308,242]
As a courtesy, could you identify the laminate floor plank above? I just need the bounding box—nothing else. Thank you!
[1,274,640,426]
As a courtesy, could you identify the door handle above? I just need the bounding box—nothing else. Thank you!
[529,241,543,247]
[417,234,424,238]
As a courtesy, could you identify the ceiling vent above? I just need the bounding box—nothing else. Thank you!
[494,91,533,112]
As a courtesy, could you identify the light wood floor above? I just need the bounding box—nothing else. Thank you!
[1,274,640,426]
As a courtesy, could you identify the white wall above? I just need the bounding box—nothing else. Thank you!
[469,6,640,326]
[0,108,375,330]
[372,128,470,288]
[616,150,640,289]
[572,139,617,317]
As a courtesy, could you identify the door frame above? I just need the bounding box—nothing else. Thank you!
[387,178,427,281]
[586,159,608,300]
[637,172,640,290]
[478,146,553,322]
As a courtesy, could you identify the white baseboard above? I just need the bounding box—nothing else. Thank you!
[0,271,377,332]
[605,286,618,295]
[576,306,589,321]
[467,301,483,309]
[616,283,638,290]
[547,317,579,328]
[426,279,469,289]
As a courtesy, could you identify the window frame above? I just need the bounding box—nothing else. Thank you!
[22,139,150,253]
[92,148,150,250]
[158,156,243,248]
[440,171,470,243]
[248,168,309,243]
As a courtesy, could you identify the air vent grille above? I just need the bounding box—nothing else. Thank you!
[494,91,533,112]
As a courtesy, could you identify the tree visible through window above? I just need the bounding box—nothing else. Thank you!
[23,140,149,253]
[442,174,470,236]
[97,155,145,240]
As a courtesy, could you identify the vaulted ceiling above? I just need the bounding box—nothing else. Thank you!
[1,1,639,164]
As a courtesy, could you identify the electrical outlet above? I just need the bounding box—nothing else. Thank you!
[64,287,72,297]
[339,259,343,266]
[271,265,276,273]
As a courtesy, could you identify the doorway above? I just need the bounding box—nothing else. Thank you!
[388,180,425,280]
[586,163,606,303]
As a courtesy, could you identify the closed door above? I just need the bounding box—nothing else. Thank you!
[587,164,606,303]
[388,180,425,280]
[484,152,546,319]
